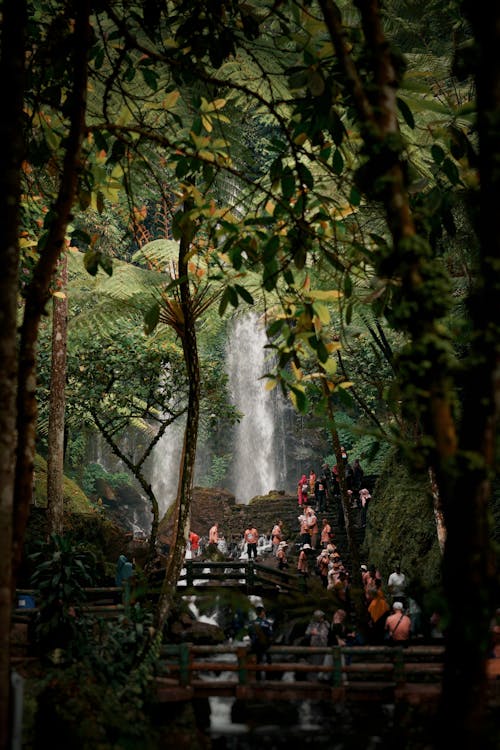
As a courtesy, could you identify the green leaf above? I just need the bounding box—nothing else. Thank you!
[332,148,344,175]
[344,274,352,298]
[98,254,113,277]
[234,284,254,305]
[218,288,229,316]
[349,186,361,206]
[441,157,460,185]
[281,168,295,200]
[83,249,99,276]
[270,158,283,185]
[397,97,415,129]
[297,163,314,190]
[267,319,285,337]
[144,303,160,334]
[431,144,445,164]
[142,68,158,91]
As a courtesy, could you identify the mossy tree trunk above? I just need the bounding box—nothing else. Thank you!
[0,2,26,747]
[47,251,69,537]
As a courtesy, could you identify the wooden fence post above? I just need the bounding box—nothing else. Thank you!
[246,561,255,589]
[237,646,249,685]
[332,646,343,686]
[393,646,405,686]
[179,643,191,687]
[186,561,193,588]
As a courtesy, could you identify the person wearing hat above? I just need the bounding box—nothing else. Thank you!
[276,540,289,570]
[316,548,330,588]
[297,544,311,587]
[385,601,412,644]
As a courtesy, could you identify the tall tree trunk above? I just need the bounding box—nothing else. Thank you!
[12,2,91,588]
[155,205,200,632]
[47,251,69,536]
[0,3,26,747]
[435,3,500,747]
[321,2,498,746]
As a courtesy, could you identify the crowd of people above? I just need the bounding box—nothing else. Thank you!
[181,451,452,662]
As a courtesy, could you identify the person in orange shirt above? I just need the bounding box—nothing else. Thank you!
[367,578,390,644]
[308,469,317,503]
[320,517,333,548]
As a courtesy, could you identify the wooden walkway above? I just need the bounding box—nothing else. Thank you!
[154,642,500,707]
[13,560,305,624]
[155,642,449,704]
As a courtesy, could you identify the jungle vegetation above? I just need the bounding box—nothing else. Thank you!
[0,2,498,749]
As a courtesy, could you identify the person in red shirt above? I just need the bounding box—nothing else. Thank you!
[189,530,200,556]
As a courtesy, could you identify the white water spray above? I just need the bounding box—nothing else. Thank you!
[226,313,277,502]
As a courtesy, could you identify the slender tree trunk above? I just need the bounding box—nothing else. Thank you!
[428,467,446,555]
[12,2,91,588]
[47,251,69,536]
[92,409,163,563]
[0,3,26,747]
[155,206,200,632]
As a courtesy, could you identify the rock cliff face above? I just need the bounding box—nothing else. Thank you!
[160,486,300,550]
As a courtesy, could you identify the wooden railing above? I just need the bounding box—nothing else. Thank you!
[181,560,304,592]
[155,642,448,704]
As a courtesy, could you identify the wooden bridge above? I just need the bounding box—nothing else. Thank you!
[155,642,448,704]
[12,587,500,709]
[155,642,500,707]
[180,559,305,593]
[14,559,306,623]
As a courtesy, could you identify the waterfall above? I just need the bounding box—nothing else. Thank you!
[149,417,185,519]
[226,313,278,502]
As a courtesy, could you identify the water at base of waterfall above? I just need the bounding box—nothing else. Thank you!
[208,696,395,749]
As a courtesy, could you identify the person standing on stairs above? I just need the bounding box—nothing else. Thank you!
[305,505,319,549]
[244,523,259,559]
[271,519,283,556]
[298,473,308,507]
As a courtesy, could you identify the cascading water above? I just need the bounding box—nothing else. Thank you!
[149,418,185,520]
[226,312,278,502]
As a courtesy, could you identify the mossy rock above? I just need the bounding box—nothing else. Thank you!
[33,453,93,513]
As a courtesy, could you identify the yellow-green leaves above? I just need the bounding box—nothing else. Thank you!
[200,97,230,132]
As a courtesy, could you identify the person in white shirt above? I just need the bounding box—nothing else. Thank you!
[387,564,407,604]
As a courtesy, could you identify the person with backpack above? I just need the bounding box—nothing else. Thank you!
[248,605,273,681]
[385,601,412,645]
